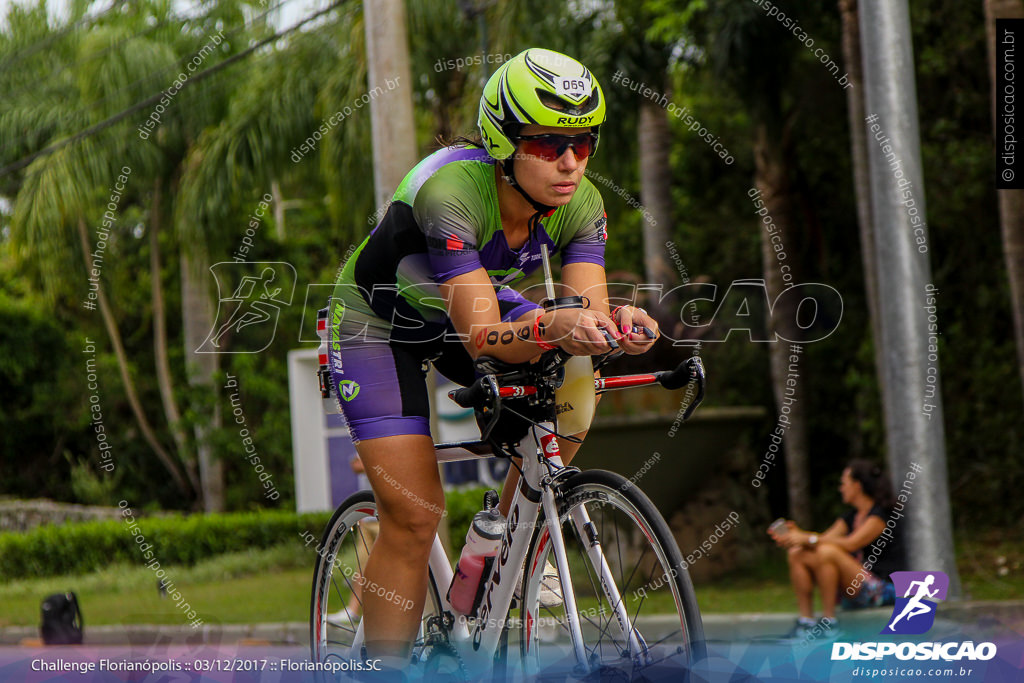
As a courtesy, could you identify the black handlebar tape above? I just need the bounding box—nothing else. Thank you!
[630,325,657,339]
[599,327,620,350]
[450,379,489,409]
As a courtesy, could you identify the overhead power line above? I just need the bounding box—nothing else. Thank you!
[0,0,301,158]
[0,0,121,70]
[0,0,347,179]
[1,0,225,105]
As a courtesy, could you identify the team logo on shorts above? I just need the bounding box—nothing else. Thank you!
[337,380,361,402]
[882,571,949,635]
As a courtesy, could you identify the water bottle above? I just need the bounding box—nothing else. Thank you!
[448,490,505,616]
[554,355,597,437]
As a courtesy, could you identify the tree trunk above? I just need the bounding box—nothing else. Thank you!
[363,0,419,206]
[985,0,1024,406]
[638,96,677,310]
[180,249,225,512]
[271,179,285,241]
[77,217,191,495]
[840,0,889,424]
[150,181,201,494]
[752,122,812,527]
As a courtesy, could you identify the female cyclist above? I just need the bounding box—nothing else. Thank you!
[326,48,659,669]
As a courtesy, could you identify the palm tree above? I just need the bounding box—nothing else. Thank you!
[603,2,679,308]
[2,6,197,497]
[3,0,267,509]
[702,0,815,525]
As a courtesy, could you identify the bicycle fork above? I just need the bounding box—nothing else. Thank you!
[531,424,649,672]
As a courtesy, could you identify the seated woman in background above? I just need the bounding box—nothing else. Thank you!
[768,459,906,637]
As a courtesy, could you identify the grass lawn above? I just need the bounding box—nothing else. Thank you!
[0,543,314,627]
[0,528,1019,627]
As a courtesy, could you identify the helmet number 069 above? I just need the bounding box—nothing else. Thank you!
[556,78,591,99]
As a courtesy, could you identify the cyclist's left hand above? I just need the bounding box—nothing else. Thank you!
[613,305,659,355]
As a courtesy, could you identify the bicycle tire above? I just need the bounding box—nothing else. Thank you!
[309,490,449,675]
[519,469,706,680]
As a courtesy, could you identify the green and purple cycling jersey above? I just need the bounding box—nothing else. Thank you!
[325,144,606,441]
[330,144,606,343]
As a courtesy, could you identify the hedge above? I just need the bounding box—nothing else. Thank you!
[0,510,331,580]
[0,487,499,580]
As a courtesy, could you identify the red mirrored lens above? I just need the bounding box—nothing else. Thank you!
[518,134,595,161]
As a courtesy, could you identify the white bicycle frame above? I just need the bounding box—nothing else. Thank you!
[340,419,645,677]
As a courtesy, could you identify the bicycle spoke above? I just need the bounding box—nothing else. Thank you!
[646,628,685,650]
[522,473,705,676]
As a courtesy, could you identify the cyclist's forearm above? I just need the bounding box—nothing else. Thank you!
[458,319,547,362]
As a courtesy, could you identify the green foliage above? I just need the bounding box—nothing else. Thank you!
[444,485,491,549]
[0,510,330,581]
[0,0,1020,534]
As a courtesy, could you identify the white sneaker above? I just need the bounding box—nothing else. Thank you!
[327,608,360,628]
[516,561,564,608]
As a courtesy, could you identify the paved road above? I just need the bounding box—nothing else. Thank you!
[1,602,1021,681]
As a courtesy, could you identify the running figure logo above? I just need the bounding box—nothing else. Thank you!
[881,571,949,635]
[198,262,296,353]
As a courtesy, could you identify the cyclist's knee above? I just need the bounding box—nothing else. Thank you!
[378,495,445,548]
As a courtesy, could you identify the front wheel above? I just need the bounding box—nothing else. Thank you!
[519,469,705,679]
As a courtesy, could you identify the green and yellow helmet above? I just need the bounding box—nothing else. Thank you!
[478,48,606,160]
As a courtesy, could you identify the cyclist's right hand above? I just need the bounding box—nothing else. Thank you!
[539,308,622,356]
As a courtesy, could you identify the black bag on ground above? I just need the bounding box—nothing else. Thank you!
[40,592,84,645]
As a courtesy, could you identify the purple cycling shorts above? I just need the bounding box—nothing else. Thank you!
[329,290,540,443]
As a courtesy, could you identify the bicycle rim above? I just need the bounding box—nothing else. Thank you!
[309,491,445,671]
[519,469,706,680]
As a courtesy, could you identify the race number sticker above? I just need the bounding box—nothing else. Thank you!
[554,75,592,101]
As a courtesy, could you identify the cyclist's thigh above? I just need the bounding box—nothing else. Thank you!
[328,326,445,518]
[330,328,432,443]
[356,434,445,524]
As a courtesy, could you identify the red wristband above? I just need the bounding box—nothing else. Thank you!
[534,313,557,350]
[611,305,626,322]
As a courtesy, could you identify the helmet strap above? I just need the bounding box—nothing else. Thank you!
[500,158,557,216]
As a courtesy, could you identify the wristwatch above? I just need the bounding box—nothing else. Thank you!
[808,534,819,547]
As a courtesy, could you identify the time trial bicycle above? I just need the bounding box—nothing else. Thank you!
[309,298,707,681]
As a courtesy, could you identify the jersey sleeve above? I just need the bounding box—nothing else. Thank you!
[560,179,607,267]
[412,170,487,282]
